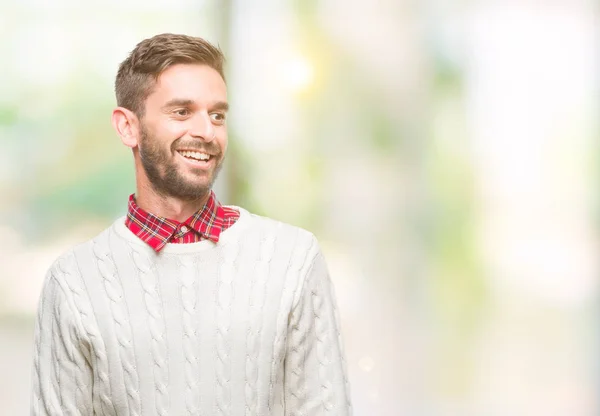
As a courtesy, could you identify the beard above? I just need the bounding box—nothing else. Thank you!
[138,124,224,201]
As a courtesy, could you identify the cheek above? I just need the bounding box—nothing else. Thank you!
[151,122,188,151]
[219,133,228,153]
[164,121,188,139]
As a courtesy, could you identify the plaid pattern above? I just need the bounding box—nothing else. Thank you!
[125,190,240,252]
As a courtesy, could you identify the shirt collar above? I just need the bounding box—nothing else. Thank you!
[125,190,226,252]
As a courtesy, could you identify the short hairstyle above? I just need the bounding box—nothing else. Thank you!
[115,33,226,117]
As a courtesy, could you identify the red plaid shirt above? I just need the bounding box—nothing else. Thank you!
[125,191,240,252]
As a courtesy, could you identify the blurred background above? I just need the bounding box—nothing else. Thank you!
[1,0,599,414]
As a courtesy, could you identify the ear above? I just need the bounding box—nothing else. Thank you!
[112,107,141,148]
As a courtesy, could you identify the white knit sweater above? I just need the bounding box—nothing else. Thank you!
[31,206,352,416]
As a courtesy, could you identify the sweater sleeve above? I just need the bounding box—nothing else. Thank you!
[284,244,352,415]
[31,270,94,415]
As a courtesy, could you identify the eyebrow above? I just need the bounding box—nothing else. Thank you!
[162,99,229,112]
[211,101,229,112]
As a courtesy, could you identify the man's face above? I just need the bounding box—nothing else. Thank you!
[136,63,228,200]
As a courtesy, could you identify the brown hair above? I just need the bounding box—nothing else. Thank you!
[115,33,226,117]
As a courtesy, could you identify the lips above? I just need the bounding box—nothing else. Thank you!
[175,149,217,170]
[177,149,211,162]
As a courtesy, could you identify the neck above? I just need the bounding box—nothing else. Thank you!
[134,181,211,222]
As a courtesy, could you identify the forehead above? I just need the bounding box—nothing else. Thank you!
[148,63,227,104]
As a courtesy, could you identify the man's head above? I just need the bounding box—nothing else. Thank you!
[112,33,228,201]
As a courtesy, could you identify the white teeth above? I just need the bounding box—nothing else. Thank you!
[179,150,210,161]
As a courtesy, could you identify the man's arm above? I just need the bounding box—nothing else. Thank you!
[284,242,352,415]
[31,270,94,415]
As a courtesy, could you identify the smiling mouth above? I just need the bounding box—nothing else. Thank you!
[176,150,213,162]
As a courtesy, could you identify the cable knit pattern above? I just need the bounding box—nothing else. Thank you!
[279,236,316,414]
[215,239,238,415]
[93,240,142,416]
[31,207,352,415]
[50,284,61,410]
[131,245,170,416]
[285,249,353,415]
[56,252,116,415]
[45,278,63,415]
[285,304,307,415]
[31,271,45,415]
[178,256,201,415]
[313,257,334,411]
[245,223,280,415]
[268,230,316,412]
[54,275,87,415]
[32,259,98,416]
[45,281,64,415]
[330,271,353,416]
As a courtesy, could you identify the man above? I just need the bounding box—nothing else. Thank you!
[31,33,352,415]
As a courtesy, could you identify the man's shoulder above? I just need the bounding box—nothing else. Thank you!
[44,221,116,281]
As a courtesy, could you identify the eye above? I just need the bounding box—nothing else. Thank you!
[173,108,190,117]
[210,112,226,124]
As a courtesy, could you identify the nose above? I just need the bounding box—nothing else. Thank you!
[189,113,216,142]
